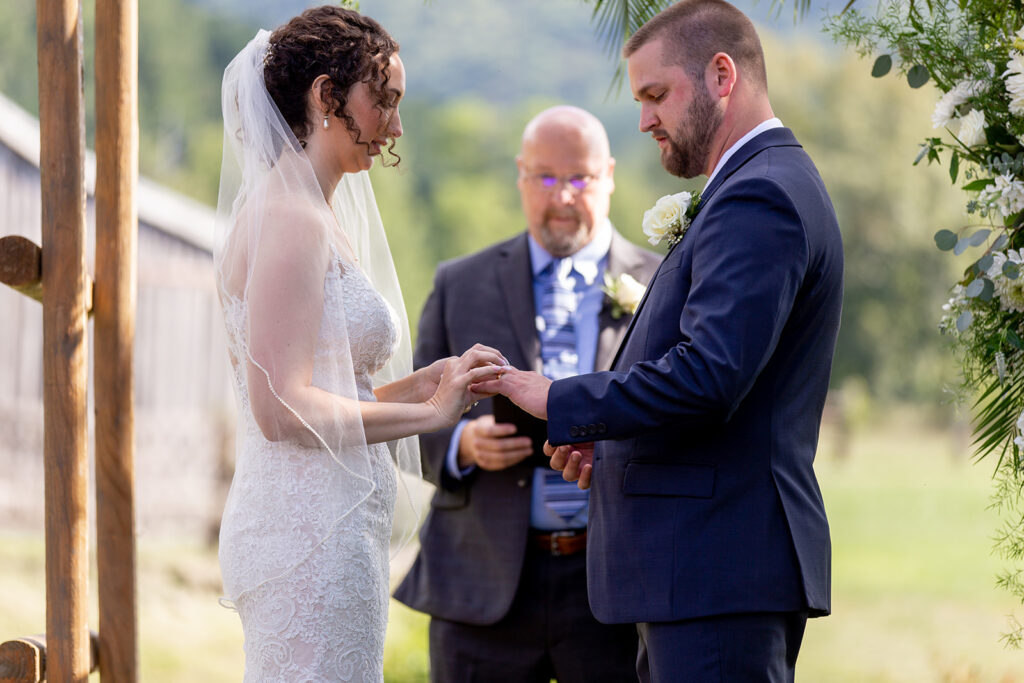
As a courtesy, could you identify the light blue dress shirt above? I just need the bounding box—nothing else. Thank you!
[445,221,613,529]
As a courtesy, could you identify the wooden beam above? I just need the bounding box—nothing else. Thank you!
[0,235,94,312]
[0,235,42,301]
[94,0,140,679]
[36,0,91,680]
[0,632,100,682]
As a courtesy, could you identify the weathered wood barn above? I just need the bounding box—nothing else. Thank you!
[0,92,234,538]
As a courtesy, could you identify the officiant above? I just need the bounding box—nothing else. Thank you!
[394,105,659,682]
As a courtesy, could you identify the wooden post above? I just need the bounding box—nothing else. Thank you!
[94,0,139,679]
[0,236,43,303]
[36,0,90,680]
[0,235,94,312]
[0,632,100,682]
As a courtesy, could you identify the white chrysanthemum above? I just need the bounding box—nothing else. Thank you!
[1004,53,1024,117]
[956,109,986,146]
[932,79,987,128]
[984,250,1024,313]
[978,172,1024,217]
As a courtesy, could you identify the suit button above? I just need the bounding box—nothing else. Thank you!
[569,426,580,437]
[587,423,597,435]
[517,478,528,488]
[597,423,607,434]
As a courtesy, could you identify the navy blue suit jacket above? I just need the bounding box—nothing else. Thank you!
[547,128,842,624]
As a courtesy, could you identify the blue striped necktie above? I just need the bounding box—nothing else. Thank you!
[538,257,579,381]
[537,257,588,526]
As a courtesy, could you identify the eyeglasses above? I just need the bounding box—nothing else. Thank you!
[525,172,600,193]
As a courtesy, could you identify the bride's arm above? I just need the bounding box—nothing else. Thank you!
[245,207,499,448]
[373,358,447,404]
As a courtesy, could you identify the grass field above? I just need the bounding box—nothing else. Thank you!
[2,411,1023,681]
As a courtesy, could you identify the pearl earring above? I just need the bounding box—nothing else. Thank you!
[323,114,329,130]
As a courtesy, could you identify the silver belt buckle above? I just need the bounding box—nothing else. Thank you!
[549,529,574,556]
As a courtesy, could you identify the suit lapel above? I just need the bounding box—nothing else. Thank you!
[498,234,542,372]
[608,127,803,371]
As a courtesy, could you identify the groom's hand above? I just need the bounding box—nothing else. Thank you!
[473,366,551,419]
[545,441,594,490]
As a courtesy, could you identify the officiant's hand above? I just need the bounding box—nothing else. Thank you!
[457,414,533,470]
[545,441,594,490]
[473,365,551,420]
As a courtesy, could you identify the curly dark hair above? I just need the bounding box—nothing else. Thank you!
[264,5,400,164]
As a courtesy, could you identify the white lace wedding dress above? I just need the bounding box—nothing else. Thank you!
[219,250,399,682]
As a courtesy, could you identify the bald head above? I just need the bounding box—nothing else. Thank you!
[516,106,616,257]
[520,106,611,161]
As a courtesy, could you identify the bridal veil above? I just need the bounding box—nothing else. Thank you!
[213,29,421,605]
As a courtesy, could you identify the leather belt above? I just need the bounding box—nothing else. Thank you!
[532,529,587,557]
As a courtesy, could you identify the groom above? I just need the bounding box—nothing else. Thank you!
[486,0,843,680]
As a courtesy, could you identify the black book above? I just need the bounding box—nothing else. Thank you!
[491,393,549,461]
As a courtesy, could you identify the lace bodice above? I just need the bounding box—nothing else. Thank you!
[218,248,399,682]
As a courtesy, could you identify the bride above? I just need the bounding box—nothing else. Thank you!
[214,6,504,680]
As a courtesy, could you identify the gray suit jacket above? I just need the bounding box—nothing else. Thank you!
[393,229,660,625]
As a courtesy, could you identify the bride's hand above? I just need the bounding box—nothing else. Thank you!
[426,344,506,426]
[416,357,450,402]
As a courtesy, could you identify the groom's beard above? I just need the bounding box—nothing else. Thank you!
[537,212,591,258]
[661,85,722,179]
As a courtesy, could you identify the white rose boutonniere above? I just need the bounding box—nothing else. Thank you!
[602,272,646,319]
[642,190,701,248]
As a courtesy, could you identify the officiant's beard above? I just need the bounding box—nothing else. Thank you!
[538,214,590,258]
[662,84,722,179]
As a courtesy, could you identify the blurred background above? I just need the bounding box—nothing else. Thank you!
[0,0,1019,680]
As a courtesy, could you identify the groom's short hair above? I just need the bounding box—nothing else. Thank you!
[623,0,767,91]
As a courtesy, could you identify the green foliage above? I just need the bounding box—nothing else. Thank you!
[827,0,1024,643]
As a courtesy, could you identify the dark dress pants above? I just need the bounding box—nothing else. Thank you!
[428,544,638,683]
[636,611,808,683]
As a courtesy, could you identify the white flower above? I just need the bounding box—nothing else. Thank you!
[1004,53,1024,117]
[942,284,967,312]
[982,249,1024,314]
[642,191,698,247]
[1015,408,1024,450]
[932,79,987,128]
[956,109,986,147]
[602,272,646,319]
[978,172,1024,217]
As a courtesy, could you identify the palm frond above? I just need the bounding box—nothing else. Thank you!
[588,0,673,58]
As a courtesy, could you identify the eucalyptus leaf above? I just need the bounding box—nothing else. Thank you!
[934,229,958,250]
[907,64,930,88]
[1005,262,1021,280]
[954,236,971,255]
[980,278,995,301]
[978,253,994,273]
[871,54,892,77]
[956,310,973,332]
[965,278,985,297]
[994,235,1010,250]
[969,228,991,246]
